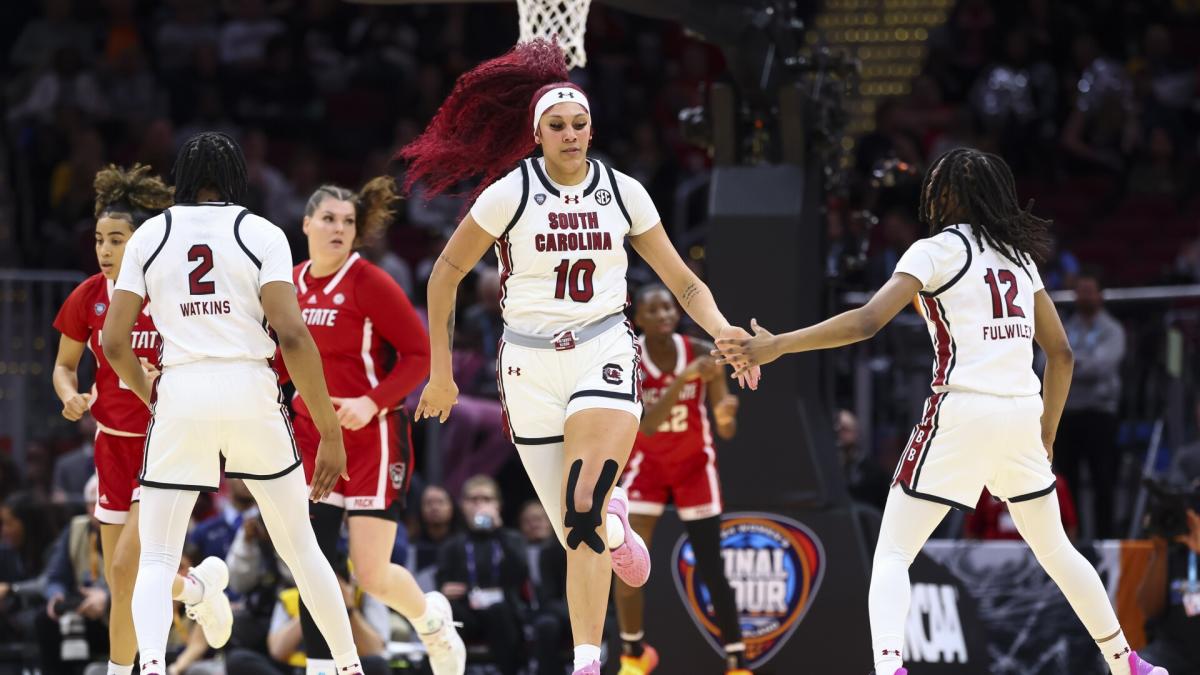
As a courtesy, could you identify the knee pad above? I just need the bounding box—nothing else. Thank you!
[563,458,619,553]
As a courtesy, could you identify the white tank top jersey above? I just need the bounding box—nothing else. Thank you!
[894,223,1045,397]
[470,157,660,336]
[114,203,294,367]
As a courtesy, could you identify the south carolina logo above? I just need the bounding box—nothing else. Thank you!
[672,512,825,669]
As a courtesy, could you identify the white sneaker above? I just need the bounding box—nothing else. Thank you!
[184,556,233,648]
[417,591,465,675]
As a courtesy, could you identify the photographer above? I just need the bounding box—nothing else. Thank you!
[435,475,530,675]
[1137,496,1200,671]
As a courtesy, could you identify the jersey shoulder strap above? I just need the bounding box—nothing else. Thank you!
[232,208,259,268]
[501,160,530,237]
[920,226,973,298]
[142,209,173,273]
[600,160,632,227]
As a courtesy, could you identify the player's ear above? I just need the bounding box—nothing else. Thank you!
[302,216,311,236]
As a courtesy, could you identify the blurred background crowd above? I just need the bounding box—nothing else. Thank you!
[1,0,1199,672]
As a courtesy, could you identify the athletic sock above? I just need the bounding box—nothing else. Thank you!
[107,662,133,675]
[724,642,746,670]
[621,633,645,657]
[1098,629,1132,675]
[573,644,601,670]
[606,512,625,549]
[332,652,363,674]
[174,574,204,605]
[412,604,443,634]
[139,648,166,675]
[873,648,902,675]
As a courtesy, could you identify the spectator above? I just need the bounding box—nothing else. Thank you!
[964,475,1078,540]
[226,557,391,675]
[1167,401,1200,487]
[188,478,257,563]
[409,485,460,592]
[0,492,58,657]
[35,475,108,675]
[217,0,286,69]
[51,417,96,513]
[154,0,220,73]
[1056,271,1126,538]
[1039,235,1081,292]
[225,508,289,598]
[9,0,93,72]
[436,476,529,675]
[836,409,889,511]
[1136,508,1200,672]
[7,47,108,125]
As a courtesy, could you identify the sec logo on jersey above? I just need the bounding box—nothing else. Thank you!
[672,512,826,670]
[595,189,612,206]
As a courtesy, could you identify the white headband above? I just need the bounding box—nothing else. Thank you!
[532,87,590,134]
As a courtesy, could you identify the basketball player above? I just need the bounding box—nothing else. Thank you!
[615,284,749,675]
[715,148,1166,675]
[52,164,234,675]
[101,132,364,675]
[400,40,759,675]
[289,178,465,674]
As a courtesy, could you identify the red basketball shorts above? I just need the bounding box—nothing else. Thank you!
[295,409,413,514]
[94,430,143,525]
[621,443,723,521]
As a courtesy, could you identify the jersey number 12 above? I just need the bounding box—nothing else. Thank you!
[983,268,1025,319]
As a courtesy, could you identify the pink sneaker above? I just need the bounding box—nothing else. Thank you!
[608,486,651,587]
[1130,651,1168,674]
[573,660,601,675]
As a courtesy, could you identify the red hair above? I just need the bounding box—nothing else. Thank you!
[397,39,571,204]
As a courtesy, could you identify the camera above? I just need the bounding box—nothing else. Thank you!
[472,512,496,531]
[1142,478,1200,539]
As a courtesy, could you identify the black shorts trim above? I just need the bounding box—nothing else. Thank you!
[569,389,637,403]
[137,478,220,493]
[513,434,565,445]
[1008,482,1057,503]
[225,458,303,481]
[920,228,972,297]
[898,481,976,512]
[347,499,403,522]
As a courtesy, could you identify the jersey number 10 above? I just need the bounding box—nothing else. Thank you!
[553,258,596,303]
[983,268,1025,319]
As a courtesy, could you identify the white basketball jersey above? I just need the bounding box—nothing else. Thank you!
[894,223,1045,397]
[470,157,660,336]
[115,204,294,366]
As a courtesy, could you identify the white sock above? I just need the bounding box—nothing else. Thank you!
[305,658,336,675]
[174,574,204,605]
[573,644,601,670]
[413,602,443,634]
[1098,630,1132,675]
[606,513,625,549]
[139,649,167,675]
[107,662,133,675]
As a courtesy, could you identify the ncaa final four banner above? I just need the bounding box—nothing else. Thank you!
[671,512,826,670]
[671,515,1152,673]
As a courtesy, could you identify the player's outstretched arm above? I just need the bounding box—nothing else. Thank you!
[630,223,760,389]
[715,272,922,376]
[416,214,496,423]
[102,290,153,405]
[262,280,347,501]
[1032,290,1074,461]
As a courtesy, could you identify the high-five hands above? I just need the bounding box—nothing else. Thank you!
[714,319,782,381]
[716,324,762,390]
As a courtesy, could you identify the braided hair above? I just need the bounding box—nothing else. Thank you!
[304,176,401,247]
[93,163,174,227]
[919,148,1052,266]
[173,131,248,204]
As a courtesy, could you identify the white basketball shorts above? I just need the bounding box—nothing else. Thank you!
[892,391,1057,511]
[139,359,300,492]
[497,319,642,446]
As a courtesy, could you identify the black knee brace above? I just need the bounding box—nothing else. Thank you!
[563,459,619,553]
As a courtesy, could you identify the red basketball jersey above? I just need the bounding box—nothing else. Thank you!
[290,253,429,421]
[634,333,712,459]
[53,273,158,434]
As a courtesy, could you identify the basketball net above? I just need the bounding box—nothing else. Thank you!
[516,0,592,69]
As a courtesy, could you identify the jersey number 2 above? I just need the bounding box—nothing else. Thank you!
[983,268,1025,319]
[553,258,595,303]
[188,244,216,295]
